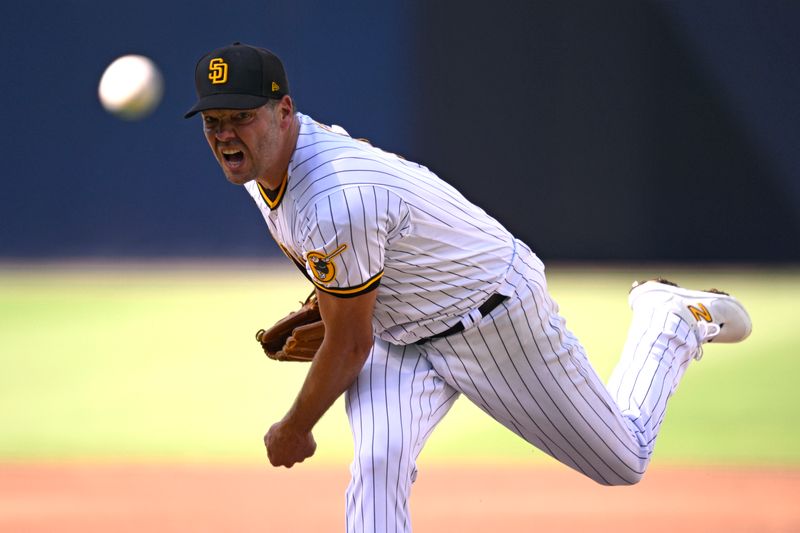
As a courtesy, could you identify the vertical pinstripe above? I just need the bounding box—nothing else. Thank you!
[343,241,702,531]
[245,114,516,345]
[421,243,699,485]
[345,341,459,532]
[244,113,704,530]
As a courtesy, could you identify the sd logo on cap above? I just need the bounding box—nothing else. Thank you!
[185,42,289,118]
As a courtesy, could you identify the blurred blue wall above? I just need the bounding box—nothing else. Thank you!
[1,1,798,261]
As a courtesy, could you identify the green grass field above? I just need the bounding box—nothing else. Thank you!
[1,261,798,467]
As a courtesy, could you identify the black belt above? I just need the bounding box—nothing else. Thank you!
[415,293,508,345]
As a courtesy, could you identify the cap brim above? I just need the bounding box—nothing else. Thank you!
[184,93,271,118]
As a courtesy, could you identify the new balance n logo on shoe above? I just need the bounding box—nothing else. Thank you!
[688,303,712,322]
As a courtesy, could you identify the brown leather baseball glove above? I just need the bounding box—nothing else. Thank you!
[255,291,324,362]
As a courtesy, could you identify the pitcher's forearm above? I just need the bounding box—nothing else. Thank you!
[283,337,373,433]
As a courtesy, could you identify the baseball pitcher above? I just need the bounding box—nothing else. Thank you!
[186,42,752,532]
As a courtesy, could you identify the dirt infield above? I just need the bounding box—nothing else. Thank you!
[1,464,798,532]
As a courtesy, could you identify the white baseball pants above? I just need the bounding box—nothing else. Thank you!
[344,242,698,532]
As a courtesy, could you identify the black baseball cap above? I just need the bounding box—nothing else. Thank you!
[184,42,289,118]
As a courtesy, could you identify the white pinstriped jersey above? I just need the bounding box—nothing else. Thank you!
[237,113,720,533]
[245,113,515,344]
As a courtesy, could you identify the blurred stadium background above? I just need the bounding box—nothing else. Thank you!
[1,1,798,261]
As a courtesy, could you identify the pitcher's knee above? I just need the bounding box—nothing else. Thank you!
[351,443,415,487]
[592,470,644,486]
[348,445,415,532]
[576,460,646,486]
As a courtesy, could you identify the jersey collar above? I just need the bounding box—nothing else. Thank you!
[256,172,288,210]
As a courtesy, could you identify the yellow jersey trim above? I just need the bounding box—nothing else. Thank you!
[256,173,288,210]
[313,270,383,298]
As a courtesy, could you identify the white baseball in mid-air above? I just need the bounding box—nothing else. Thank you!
[98,54,164,120]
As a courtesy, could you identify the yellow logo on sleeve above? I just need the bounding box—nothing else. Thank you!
[208,58,228,84]
[307,244,348,284]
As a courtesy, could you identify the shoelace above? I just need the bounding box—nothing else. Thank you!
[693,321,722,360]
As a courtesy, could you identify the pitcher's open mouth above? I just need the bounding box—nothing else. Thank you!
[221,148,245,168]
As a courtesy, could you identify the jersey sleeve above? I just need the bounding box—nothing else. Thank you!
[300,186,398,297]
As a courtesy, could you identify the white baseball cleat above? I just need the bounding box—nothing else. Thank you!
[628,278,752,352]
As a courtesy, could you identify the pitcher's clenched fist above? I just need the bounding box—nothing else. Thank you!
[264,420,316,468]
